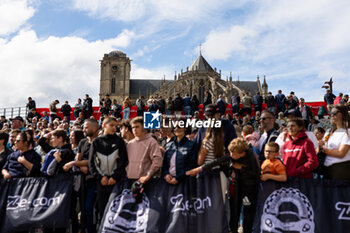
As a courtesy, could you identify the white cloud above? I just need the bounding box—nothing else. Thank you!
[0,0,36,36]
[0,29,136,107]
[203,26,254,60]
[201,0,350,101]
[71,0,244,23]
[131,64,174,80]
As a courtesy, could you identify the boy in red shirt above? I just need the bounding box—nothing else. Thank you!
[261,142,287,182]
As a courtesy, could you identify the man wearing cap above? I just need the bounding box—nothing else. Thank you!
[195,104,237,153]
[10,116,25,131]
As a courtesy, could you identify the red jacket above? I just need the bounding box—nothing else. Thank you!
[282,131,318,178]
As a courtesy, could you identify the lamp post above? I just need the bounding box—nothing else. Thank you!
[322,77,333,94]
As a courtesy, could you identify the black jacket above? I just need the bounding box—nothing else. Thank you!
[89,134,128,181]
[173,96,184,111]
[61,104,72,116]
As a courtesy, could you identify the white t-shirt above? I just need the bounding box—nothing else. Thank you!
[324,128,350,167]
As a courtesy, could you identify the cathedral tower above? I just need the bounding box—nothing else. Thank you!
[99,50,131,103]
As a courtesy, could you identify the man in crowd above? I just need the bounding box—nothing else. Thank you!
[49,100,60,121]
[104,94,112,109]
[183,93,192,117]
[203,90,212,110]
[297,98,313,129]
[27,108,41,123]
[119,119,135,143]
[173,93,184,117]
[83,94,93,119]
[253,92,263,113]
[136,96,145,117]
[241,93,253,116]
[217,94,227,116]
[324,89,336,112]
[157,95,166,114]
[0,116,8,130]
[61,101,72,124]
[126,116,163,183]
[275,90,286,114]
[10,116,25,131]
[265,92,276,114]
[196,104,237,152]
[231,92,240,114]
[26,97,36,111]
[284,94,298,111]
[257,110,279,163]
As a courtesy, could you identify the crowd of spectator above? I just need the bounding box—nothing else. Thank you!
[0,89,349,233]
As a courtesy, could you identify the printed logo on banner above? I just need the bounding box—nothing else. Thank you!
[335,202,350,220]
[143,110,161,129]
[260,187,315,233]
[7,195,62,211]
[102,189,149,233]
[170,194,211,216]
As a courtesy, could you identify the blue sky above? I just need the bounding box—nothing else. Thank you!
[0,0,349,107]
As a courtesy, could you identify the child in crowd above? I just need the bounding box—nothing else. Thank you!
[89,117,128,218]
[260,142,287,182]
[242,125,260,148]
[186,138,260,233]
[197,126,225,166]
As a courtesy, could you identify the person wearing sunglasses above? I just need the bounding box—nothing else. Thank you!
[321,104,350,180]
[2,131,41,179]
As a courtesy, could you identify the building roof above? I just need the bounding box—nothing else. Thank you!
[108,50,126,58]
[129,79,173,96]
[232,81,260,94]
[189,53,214,72]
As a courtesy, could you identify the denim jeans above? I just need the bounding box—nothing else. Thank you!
[123,107,130,119]
[184,106,191,117]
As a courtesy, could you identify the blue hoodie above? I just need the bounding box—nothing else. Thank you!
[3,149,41,178]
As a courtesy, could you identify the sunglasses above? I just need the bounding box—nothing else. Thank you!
[261,117,272,121]
[331,111,339,116]
[14,139,22,143]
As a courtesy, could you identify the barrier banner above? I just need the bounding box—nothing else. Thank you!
[0,174,73,233]
[100,171,229,233]
[253,178,350,233]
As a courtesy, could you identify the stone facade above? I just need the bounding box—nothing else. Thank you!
[99,50,268,104]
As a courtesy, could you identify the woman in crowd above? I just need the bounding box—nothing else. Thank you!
[0,131,12,176]
[122,96,132,119]
[282,118,318,178]
[162,120,198,184]
[321,104,350,180]
[2,131,41,179]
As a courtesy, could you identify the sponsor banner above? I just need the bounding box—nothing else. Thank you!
[0,174,73,233]
[100,171,229,233]
[253,178,350,233]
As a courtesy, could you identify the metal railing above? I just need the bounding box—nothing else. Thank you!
[0,106,28,119]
